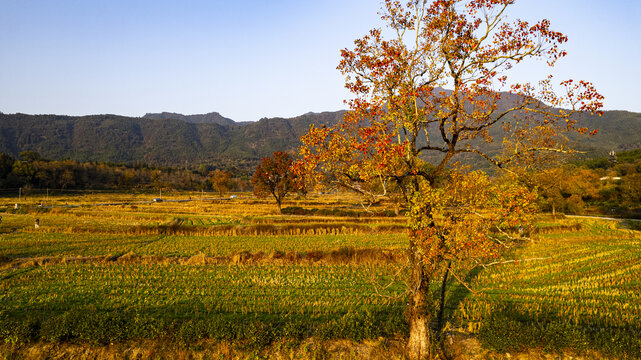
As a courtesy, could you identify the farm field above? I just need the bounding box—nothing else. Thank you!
[454,220,641,356]
[0,192,640,358]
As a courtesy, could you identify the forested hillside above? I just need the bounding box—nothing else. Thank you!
[0,111,346,170]
[0,108,638,169]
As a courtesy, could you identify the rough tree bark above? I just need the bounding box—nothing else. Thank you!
[407,246,432,359]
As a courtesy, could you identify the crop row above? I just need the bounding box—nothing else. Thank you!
[0,263,407,320]
[2,210,406,237]
[0,233,407,260]
[453,222,641,332]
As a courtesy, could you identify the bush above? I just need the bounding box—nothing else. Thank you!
[242,321,276,350]
[76,312,128,344]
[478,311,538,352]
[278,318,310,340]
[624,220,641,230]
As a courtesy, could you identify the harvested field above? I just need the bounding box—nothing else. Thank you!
[1,193,639,358]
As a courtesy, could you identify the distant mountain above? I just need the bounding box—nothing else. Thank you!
[0,111,346,172]
[143,112,237,126]
[571,110,641,154]
[0,106,638,172]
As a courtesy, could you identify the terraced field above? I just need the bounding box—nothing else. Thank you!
[1,193,640,358]
[455,219,641,355]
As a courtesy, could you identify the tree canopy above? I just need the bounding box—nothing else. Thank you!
[209,169,233,198]
[251,151,300,212]
[295,0,603,358]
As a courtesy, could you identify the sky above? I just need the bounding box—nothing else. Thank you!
[1,0,639,122]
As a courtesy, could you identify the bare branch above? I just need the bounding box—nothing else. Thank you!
[447,266,479,295]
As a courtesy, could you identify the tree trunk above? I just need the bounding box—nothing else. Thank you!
[436,261,451,337]
[406,248,432,359]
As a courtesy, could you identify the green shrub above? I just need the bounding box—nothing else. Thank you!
[128,313,168,339]
[316,309,406,341]
[234,320,276,350]
[176,320,206,344]
[278,319,310,340]
[624,220,641,230]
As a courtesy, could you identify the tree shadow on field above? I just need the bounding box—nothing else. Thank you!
[449,267,482,304]
[477,298,641,358]
[439,266,482,326]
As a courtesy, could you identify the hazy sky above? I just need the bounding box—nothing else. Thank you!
[1,0,639,122]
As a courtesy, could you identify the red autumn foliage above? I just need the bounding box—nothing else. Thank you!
[251,151,301,212]
[296,1,603,357]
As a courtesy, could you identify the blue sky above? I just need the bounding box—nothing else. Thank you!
[1,0,639,122]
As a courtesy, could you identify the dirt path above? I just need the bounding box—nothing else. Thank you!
[566,214,640,222]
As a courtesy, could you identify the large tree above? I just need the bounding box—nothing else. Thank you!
[295,0,602,358]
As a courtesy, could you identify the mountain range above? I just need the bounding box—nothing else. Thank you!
[142,112,241,126]
[0,107,639,173]
[0,111,346,172]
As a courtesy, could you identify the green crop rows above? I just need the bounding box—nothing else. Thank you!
[453,220,641,355]
[0,232,406,260]
[1,197,641,357]
[1,264,406,318]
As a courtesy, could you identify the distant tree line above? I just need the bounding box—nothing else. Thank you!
[2,149,639,217]
[0,151,252,193]
[534,149,641,217]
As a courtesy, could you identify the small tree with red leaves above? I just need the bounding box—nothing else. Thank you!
[251,151,299,212]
